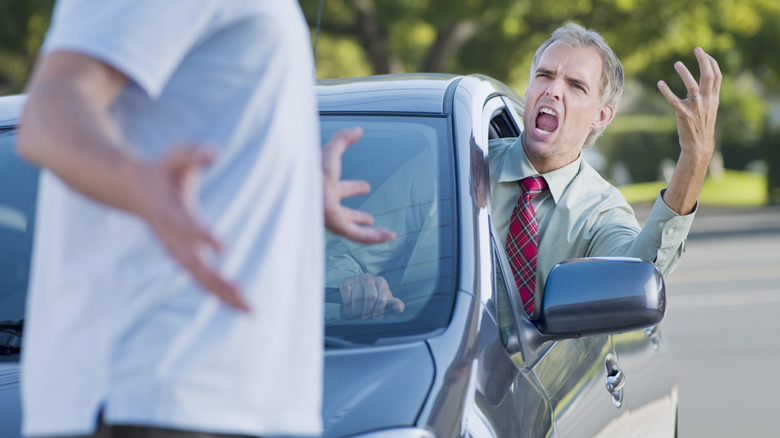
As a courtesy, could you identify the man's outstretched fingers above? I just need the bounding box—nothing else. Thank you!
[673,61,699,99]
[322,127,396,244]
[322,127,363,159]
[339,179,371,199]
[656,80,679,107]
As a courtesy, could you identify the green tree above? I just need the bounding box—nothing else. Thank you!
[301,0,779,193]
[3,1,778,199]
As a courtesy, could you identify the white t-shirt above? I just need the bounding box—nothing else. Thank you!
[21,1,324,436]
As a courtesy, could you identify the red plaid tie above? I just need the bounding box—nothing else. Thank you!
[505,176,548,317]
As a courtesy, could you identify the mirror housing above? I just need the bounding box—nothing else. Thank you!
[537,257,666,337]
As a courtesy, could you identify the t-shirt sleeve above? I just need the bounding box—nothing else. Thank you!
[43,0,218,98]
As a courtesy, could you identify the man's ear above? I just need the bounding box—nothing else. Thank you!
[591,105,614,130]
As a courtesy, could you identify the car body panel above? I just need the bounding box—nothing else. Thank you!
[320,342,435,437]
[612,329,678,437]
[537,336,632,437]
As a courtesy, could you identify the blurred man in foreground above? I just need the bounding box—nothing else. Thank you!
[16,1,392,437]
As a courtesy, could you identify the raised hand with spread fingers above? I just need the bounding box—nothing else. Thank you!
[657,47,723,215]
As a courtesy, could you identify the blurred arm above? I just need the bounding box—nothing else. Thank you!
[16,50,248,311]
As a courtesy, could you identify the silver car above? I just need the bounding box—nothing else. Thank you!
[0,74,677,437]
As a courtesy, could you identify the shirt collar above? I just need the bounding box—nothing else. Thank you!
[496,137,582,204]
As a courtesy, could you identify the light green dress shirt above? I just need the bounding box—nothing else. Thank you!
[490,138,695,318]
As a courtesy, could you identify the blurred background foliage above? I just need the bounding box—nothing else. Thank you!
[1,0,777,203]
[299,0,780,204]
[0,0,53,94]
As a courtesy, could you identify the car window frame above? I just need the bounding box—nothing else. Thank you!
[481,97,558,366]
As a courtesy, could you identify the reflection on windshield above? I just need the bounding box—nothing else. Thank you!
[321,116,456,345]
[0,129,38,352]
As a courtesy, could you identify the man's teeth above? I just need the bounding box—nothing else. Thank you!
[535,127,552,135]
[540,108,556,116]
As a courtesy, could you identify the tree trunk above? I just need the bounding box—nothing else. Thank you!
[423,20,480,73]
[351,0,398,74]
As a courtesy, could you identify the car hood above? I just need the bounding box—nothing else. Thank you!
[1,343,436,438]
[318,341,435,437]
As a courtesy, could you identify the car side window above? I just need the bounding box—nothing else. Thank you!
[488,110,519,140]
[501,97,525,134]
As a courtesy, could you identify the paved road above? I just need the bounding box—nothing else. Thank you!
[639,205,780,437]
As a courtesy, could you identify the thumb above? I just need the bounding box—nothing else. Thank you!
[390,298,405,313]
[160,145,216,207]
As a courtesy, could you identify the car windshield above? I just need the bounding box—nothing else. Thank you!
[0,129,37,360]
[321,115,457,346]
[0,115,458,354]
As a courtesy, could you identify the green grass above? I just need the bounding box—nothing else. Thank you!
[619,170,768,207]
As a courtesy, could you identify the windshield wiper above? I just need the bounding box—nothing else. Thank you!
[0,320,23,330]
[324,335,366,349]
[0,320,23,355]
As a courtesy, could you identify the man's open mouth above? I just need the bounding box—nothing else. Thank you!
[535,107,559,136]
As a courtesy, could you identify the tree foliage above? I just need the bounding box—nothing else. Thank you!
[0,0,55,94]
[301,0,778,83]
[1,1,777,195]
[301,0,779,191]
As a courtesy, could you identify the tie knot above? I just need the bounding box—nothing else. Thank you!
[521,176,548,196]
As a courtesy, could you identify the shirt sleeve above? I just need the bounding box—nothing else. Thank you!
[588,190,694,277]
[44,0,218,98]
[639,190,696,276]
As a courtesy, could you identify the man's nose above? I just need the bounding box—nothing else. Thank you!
[545,79,563,100]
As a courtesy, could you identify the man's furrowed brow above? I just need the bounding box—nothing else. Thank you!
[535,67,555,76]
[566,75,591,92]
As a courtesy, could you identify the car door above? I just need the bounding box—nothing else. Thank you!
[490,232,632,437]
[484,98,633,437]
[611,327,677,437]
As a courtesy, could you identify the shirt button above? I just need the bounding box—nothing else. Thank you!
[666,228,675,236]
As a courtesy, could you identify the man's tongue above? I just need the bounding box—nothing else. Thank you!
[536,112,558,133]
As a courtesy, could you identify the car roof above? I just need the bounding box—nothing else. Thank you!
[316,73,523,116]
[317,73,460,115]
[0,73,522,124]
[0,77,458,124]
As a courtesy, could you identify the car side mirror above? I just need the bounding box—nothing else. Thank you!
[536,257,666,337]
